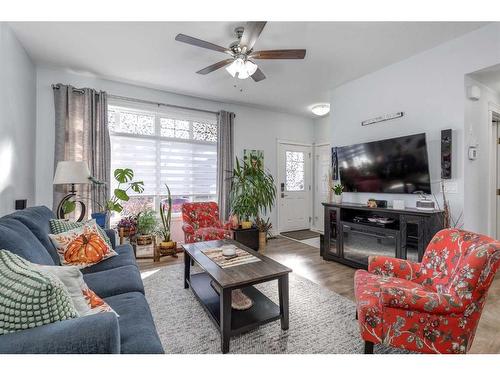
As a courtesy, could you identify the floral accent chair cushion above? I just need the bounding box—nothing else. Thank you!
[354,228,500,354]
[181,202,231,244]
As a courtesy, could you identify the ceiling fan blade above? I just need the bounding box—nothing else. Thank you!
[250,49,306,59]
[240,22,267,52]
[251,68,266,82]
[196,59,234,75]
[175,33,231,54]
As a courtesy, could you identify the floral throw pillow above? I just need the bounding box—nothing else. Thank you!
[49,222,117,268]
[36,265,118,317]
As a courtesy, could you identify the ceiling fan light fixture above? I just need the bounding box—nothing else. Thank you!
[311,103,330,116]
[225,58,244,78]
[245,60,258,76]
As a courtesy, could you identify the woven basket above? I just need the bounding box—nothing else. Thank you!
[136,235,153,246]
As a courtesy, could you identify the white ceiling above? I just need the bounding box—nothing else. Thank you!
[10,22,487,117]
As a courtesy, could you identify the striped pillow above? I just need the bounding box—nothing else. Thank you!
[0,250,78,335]
[50,219,113,248]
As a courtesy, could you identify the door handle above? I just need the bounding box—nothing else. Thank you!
[281,193,288,198]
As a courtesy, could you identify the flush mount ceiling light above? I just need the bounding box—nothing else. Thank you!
[311,104,330,116]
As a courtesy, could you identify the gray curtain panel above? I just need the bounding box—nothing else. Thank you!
[53,84,110,214]
[216,110,235,221]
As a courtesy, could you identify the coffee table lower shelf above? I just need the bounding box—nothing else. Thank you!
[188,272,281,336]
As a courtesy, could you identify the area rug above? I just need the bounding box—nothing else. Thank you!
[280,229,320,241]
[143,264,406,354]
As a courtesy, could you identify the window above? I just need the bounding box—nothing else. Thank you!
[108,99,218,220]
[285,151,305,191]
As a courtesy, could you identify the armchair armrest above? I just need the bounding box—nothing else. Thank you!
[368,256,423,281]
[380,285,464,315]
[104,229,117,248]
[0,313,120,354]
[182,223,195,234]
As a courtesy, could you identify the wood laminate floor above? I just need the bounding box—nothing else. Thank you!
[137,236,500,354]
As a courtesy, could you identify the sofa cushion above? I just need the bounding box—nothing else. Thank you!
[104,292,164,354]
[49,218,113,249]
[48,222,117,269]
[36,264,118,317]
[83,265,144,298]
[3,206,59,265]
[0,218,55,265]
[0,250,78,335]
[81,244,136,274]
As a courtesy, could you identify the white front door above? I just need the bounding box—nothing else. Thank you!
[278,142,312,232]
[313,144,331,232]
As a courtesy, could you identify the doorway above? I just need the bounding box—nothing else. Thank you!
[312,143,330,232]
[491,108,500,239]
[277,141,312,232]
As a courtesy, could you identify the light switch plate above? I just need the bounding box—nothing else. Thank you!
[440,181,458,194]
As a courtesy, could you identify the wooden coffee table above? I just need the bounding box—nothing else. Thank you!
[182,239,292,353]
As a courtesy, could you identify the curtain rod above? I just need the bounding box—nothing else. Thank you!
[52,84,225,117]
[109,94,220,116]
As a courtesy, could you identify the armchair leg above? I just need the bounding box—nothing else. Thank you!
[364,341,374,354]
[355,310,358,320]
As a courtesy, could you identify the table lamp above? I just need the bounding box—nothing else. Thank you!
[53,161,91,221]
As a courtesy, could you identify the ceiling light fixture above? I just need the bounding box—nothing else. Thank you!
[225,57,258,80]
[311,104,330,116]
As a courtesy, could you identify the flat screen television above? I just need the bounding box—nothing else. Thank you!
[337,133,431,194]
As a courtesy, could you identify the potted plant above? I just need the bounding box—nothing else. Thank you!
[157,184,176,253]
[230,155,276,251]
[62,168,144,228]
[116,216,137,237]
[255,217,272,253]
[332,183,344,204]
[136,209,157,245]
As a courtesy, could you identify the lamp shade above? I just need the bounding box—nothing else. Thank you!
[53,161,91,185]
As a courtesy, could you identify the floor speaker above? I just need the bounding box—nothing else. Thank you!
[441,129,452,179]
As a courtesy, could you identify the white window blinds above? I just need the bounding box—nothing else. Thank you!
[108,98,218,217]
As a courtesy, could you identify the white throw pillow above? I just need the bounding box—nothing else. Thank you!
[35,265,118,317]
[48,221,117,268]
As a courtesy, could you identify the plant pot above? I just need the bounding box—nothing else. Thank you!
[333,194,343,204]
[91,212,108,228]
[118,227,135,238]
[241,221,253,229]
[136,235,153,246]
[160,241,176,250]
[258,231,267,253]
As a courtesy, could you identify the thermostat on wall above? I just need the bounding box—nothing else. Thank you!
[468,146,478,160]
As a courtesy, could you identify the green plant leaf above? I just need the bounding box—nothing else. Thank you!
[130,181,145,193]
[114,168,134,183]
[114,188,129,201]
[113,202,123,213]
[62,200,76,214]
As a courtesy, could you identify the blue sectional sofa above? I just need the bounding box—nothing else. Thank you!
[0,206,164,354]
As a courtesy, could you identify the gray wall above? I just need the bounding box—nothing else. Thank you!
[0,23,36,216]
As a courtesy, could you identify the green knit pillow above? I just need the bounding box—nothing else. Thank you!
[49,219,113,248]
[0,250,79,335]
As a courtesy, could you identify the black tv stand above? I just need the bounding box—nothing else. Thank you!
[321,202,443,269]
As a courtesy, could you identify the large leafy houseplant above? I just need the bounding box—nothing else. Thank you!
[63,168,144,215]
[230,156,276,232]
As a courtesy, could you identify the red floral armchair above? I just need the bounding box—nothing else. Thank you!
[181,202,232,244]
[354,228,500,354]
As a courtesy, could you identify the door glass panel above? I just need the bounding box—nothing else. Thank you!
[285,151,305,191]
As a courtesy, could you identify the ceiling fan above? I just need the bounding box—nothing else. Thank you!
[175,22,306,82]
